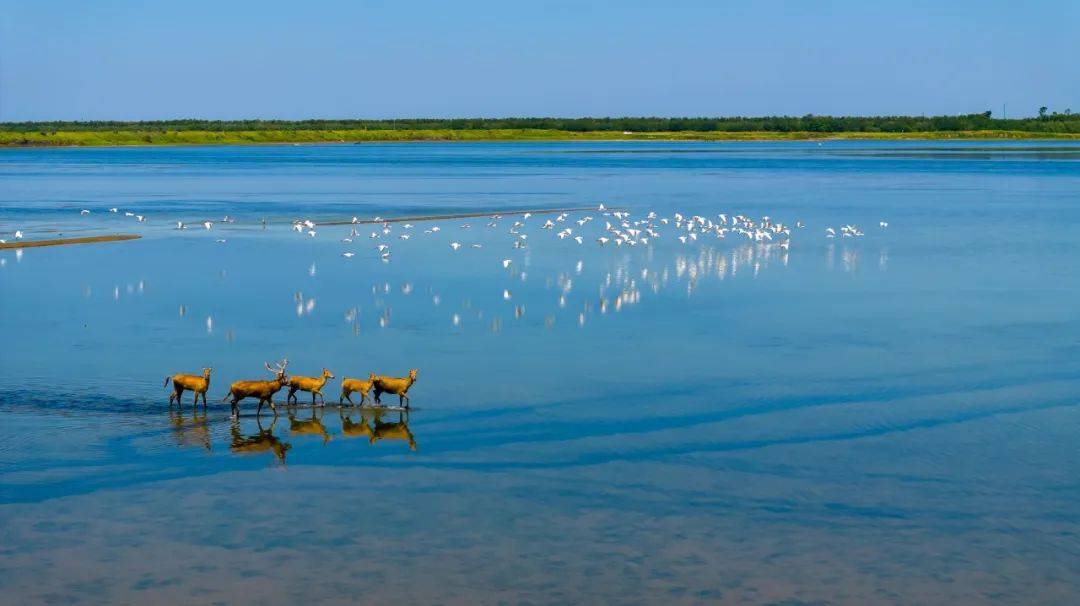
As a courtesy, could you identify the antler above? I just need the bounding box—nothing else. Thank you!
[265,361,276,374]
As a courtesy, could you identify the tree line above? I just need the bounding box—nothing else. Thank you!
[3,112,1079,133]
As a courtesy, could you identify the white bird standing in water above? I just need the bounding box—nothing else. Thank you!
[80,209,90,215]
[450,242,462,250]
[109,208,118,213]
[203,220,213,230]
[15,230,24,239]
[342,252,355,258]
[502,259,512,268]
[879,221,889,228]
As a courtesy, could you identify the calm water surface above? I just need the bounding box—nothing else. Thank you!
[1,141,1078,604]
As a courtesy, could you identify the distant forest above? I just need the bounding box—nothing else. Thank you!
[3,111,1079,133]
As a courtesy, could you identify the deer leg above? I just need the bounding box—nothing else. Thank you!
[311,391,317,406]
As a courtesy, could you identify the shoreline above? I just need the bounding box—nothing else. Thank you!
[2,129,1079,148]
[0,234,141,249]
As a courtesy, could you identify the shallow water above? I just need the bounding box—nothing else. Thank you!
[1,141,1079,604]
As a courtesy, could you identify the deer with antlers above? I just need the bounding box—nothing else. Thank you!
[373,369,419,408]
[223,358,289,417]
[165,367,212,408]
[287,368,335,406]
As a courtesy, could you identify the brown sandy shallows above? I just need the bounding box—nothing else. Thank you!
[319,206,603,226]
[0,234,141,250]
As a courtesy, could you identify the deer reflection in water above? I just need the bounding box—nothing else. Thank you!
[288,406,331,444]
[230,416,291,464]
[169,408,211,452]
[340,408,417,451]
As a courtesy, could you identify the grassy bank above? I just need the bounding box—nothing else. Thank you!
[3,128,1079,147]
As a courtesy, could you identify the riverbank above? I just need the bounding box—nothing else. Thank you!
[0,234,141,249]
[3,128,1079,147]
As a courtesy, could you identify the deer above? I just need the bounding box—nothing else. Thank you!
[223,358,289,417]
[165,367,212,408]
[370,409,417,451]
[373,369,419,408]
[230,417,291,464]
[339,408,376,440]
[288,407,331,444]
[287,368,335,406]
[339,372,377,406]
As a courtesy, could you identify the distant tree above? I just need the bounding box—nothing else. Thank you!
[1039,106,1048,119]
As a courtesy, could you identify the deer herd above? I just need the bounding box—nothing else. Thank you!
[166,358,419,417]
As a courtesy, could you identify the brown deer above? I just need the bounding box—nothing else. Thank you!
[230,417,291,464]
[223,358,289,417]
[288,407,331,444]
[165,367,212,407]
[370,410,417,451]
[373,369,419,408]
[339,372,377,406]
[287,368,335,405]
[339,408,375,440]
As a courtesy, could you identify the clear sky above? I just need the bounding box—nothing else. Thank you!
[2,0,1076,121]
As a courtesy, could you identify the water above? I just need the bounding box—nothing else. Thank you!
[1,141,1078,604]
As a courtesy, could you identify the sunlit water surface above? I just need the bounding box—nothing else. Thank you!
[1,141,1079,604]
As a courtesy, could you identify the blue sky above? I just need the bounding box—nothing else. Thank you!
[2,0,1076,121]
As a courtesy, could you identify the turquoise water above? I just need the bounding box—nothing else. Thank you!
[1,141,1079,604]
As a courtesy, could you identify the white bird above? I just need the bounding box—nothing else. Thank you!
[307,230,317,237]
[542,220,555,229]
[341,237,353,243]
[431,226,441,232]
[403,223,413,229]
[678,235,688,244]
[450,242,462,250]
[597,236,609,245]
[216,239,227,243]
[377,244,389,252]
[176,221,187,230]
[503,289,512,300]
[303,219,315,229]
[400,234,411,240]
[351,216,359,224]
[470,244,482,249]
[523,212,532,219]
[342,252,355,258]
[203,220,213,230]
[293,223,304,233]
[136,215,145,222]
[14,231,24,239]
[573,236,583,244]
[108,208,118,213]
[124,212,134,217]
[502,259,512,268]
[80,209,90,215]
[879,221,889,228]
[598,203,606,211]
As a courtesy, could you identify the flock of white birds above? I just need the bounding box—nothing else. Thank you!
[275,203,886,267]
[2,204,888,334]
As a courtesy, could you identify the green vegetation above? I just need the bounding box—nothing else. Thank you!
[3,112,1079,146]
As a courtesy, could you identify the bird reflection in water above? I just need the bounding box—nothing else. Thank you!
[230,416,291,464]
[339,408,417,451]
[169,408,211,452]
